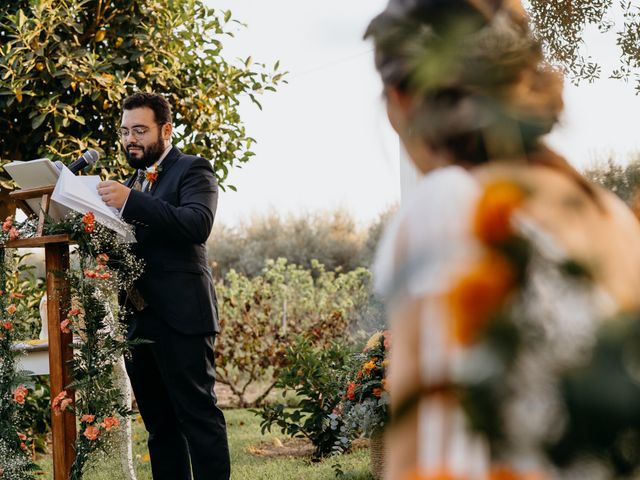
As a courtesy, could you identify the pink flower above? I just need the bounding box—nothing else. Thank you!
[17,432,26,441]
[60,318,72,334]
[81,414,95,424]
[96,253,109,265]
[12,385,28,405]
[2,321,12,330]
[2,216,12,232]
[68,308,81,317]
[383,330,391,350]
[101,416,120,431]
[84,269,98,278]
[52,390,72,414]
[8,226,19,241]
[83,425,100,441]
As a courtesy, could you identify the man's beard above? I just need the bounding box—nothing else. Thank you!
[125,133,165,169]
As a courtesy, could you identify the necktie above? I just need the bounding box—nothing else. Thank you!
[131,170,145,192]
[126,169,148,311]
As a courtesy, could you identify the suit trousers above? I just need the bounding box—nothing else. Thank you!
[125,308,230,480]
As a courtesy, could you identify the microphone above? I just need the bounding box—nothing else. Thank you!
[68,149,100,174]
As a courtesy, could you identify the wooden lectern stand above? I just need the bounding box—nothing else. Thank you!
[4,186,76,480]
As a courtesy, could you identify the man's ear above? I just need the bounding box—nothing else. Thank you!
[162,122,173,142]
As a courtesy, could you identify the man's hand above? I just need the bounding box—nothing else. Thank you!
[97,181,131,210]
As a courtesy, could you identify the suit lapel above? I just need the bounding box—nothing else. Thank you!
[149,146,180,195]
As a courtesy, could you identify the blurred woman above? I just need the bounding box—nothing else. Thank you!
[367,0,640,478]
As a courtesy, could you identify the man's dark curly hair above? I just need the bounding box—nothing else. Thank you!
[122,92,172,125]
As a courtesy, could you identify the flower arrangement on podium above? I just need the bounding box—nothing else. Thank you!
[0,212,143,479]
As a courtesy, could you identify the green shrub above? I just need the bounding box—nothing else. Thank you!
[252,336,353,459]
[215,258,372,407]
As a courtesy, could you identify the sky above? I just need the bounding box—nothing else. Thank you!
[209,0,640,227]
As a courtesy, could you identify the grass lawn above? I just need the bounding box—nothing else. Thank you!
[36,409,374,479]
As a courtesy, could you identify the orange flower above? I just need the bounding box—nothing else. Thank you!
[2,321,13,330]
[81,414,95,424]
[101,416,120,431]
[5,304,17,315]
[363,359,377,374]
[9,226,19,241]
[489,466,545,480]
[84,269,98,279]
[447,252,515,346]
[145,170,159,184]
[402,469,461,480]
[96,253,109,265]
[83,425,100,441]
[13,385,28,405]
[372,388,382,397]
[60,318,72,334]
[474,180,524,246]
[346,382,357,401]
[82,211,95,233]
[2,216,12,232]
[9,292,25,299]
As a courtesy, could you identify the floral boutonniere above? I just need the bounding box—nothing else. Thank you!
[145,164,163,186]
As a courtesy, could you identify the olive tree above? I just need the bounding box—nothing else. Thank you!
[526,1,640,90]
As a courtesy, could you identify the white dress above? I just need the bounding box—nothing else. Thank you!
[373,165,612,479]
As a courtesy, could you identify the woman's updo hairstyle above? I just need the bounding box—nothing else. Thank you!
[366,0,564,165]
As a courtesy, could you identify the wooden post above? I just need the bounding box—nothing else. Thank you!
[45,242,75,480]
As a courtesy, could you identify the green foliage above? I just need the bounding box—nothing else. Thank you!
[253,336,353,459]
[527,2,640,91]
[0,0,284,186]
[583,153,640,206]
[209,208,397,279]
[215,258,372,407]
[5,252,45,340]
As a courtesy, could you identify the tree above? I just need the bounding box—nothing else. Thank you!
[0,0,284,189]
[583,152,640,206]
[526,1,640,91]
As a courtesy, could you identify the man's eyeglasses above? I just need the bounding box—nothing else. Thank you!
[119,127,150,139]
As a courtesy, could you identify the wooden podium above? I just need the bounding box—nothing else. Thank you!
[4,186,76,480]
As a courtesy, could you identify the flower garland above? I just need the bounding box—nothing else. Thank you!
[0,240,39,478]
[0,212,143,479]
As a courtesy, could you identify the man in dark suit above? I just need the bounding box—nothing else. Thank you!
[97,92,230,480]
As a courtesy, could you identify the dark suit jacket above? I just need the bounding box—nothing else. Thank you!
[121,146,219,335]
